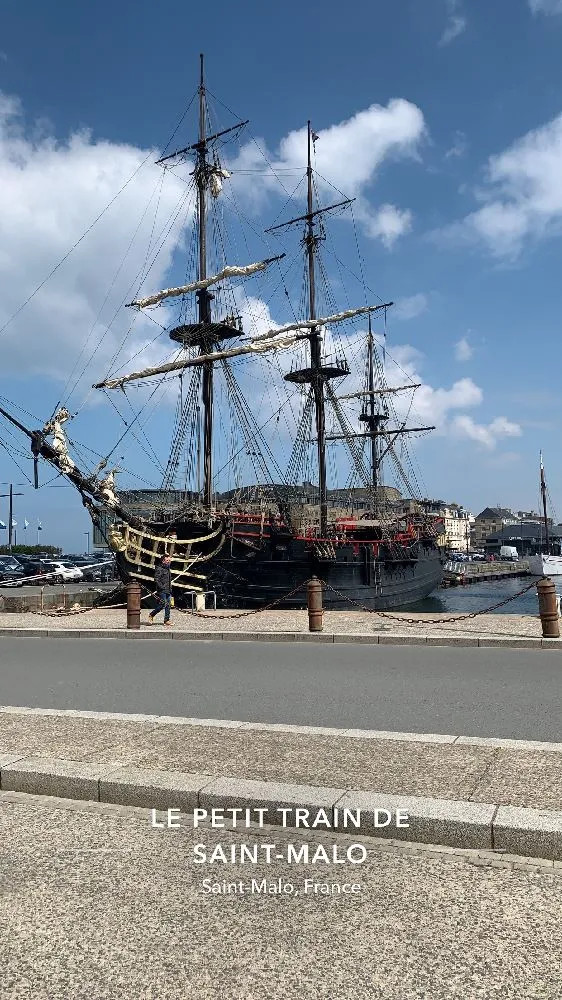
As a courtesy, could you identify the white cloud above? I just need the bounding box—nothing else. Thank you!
[230,99,426,246]
[378,341,521,450]
[529,0,562,14]
[393,293,428,321]
[412,378,483,427]
[382,340,483,427]
[454,336,472,361]
[452,414,522,449]
[359,203,413,247]
[489,416,523,436]
[238,294,279,338]
[0,90,523,478]
[445,130,468,159]
[0,92,192,396]
[274,102,425,194]
[439,0,467,45]
[442,112,562,257]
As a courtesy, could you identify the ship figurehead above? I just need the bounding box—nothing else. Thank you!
[42,408,76,476]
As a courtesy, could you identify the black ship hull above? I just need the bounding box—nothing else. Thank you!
[112,515,444,612]
[209,539,444,610]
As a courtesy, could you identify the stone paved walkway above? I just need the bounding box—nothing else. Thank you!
[1,710,560,810]
[2,793,561,999]
[0,608,546,639]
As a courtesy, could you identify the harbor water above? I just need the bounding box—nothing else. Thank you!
[409,575,552,616]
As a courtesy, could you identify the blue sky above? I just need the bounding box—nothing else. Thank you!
[1,0,562,551]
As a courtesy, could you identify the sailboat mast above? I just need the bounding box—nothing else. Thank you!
[540,452,550,553]
[305,122,328,537]
[198,54,207,284]
[197,53,214,507]
[367,316,379,492]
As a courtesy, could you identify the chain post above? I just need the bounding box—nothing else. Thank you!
[536,577,560,639]
[307,576,324,632]
[126,580,141,630]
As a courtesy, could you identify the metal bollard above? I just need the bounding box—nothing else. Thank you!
[126,580,141,630]
[536,577,560,639]
[307,576,323,632]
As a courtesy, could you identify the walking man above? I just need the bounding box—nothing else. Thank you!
[147,554,173,626]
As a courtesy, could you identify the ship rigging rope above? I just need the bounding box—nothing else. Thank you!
[59,169,168,410]
[28,86,199,380]
[161,368,201,490]
[220,361,287,492]
[92,371,178,473]
[0,434,33,484]
[93,184,197,388]
[285,390,314,486]
[0,150,157,345]
[103,389,167,477]
[121,381,175,474]
[65,182,197,421]
[211,387,301,485]
[325,384,372,488]
[204,86,302,203]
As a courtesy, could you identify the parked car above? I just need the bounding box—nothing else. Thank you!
[499,545,519,562]
[39,561,84,584]
[0,556,26,587]
[68,558,114,582]
[10,560,50,583]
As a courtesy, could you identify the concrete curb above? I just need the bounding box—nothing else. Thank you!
[2,705,562,753]
[0,627,559,648]
[1,756,561,860]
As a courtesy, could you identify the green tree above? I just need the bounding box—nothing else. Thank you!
[0,544,62,556]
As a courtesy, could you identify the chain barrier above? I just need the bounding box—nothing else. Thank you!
[172,581,309,619]
[4,571,543,626]
[1,559,123,618]
[319,577,542,625]
[32,586,128,617]
[19,581,310,619]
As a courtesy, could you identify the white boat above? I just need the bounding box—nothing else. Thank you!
[528,453,562,576]
[528,553,562,577]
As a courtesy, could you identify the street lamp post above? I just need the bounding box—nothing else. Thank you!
[0,483,25,553]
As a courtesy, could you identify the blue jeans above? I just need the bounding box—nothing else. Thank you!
[151,591,171,622]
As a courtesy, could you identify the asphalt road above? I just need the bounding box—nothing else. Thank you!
[0,637,561,740]
[1,793,560,999]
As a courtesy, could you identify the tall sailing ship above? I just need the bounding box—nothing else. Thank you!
[0,56,445,609]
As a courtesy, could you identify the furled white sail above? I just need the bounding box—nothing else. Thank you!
[250,303,388,342]
[94,333,303,390]
[129,259,274,310]
[209,167,231,198]
[95,302,387,390]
